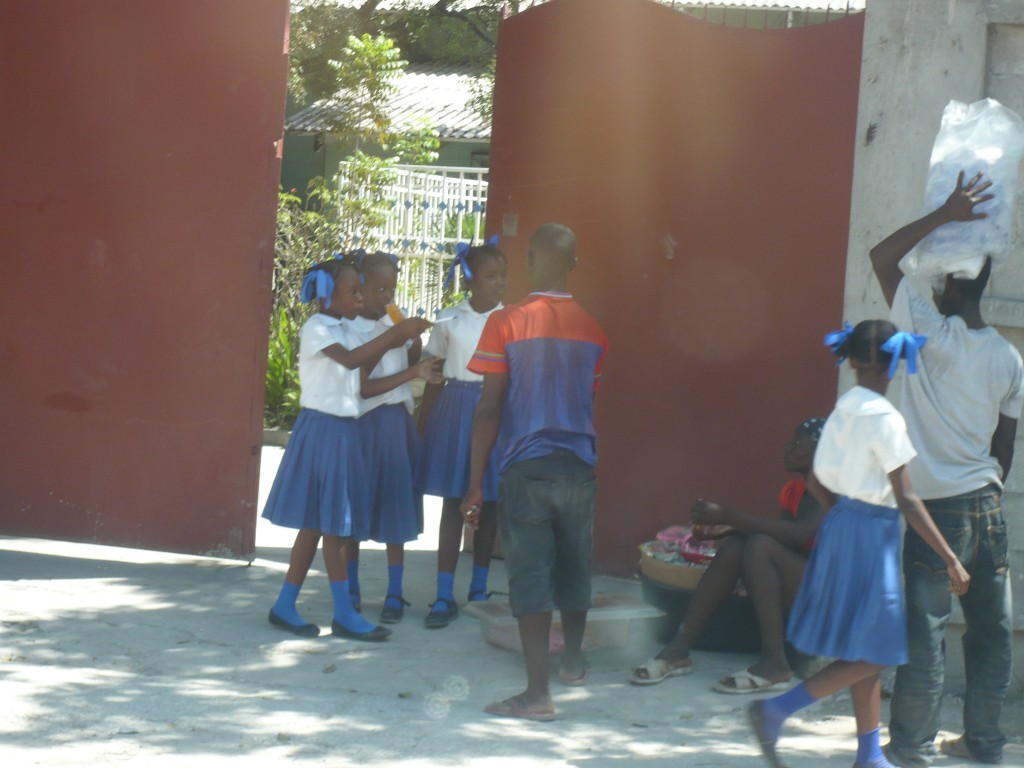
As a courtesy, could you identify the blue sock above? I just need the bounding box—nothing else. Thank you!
[468,565,489,599]
[385,564,404,609]
[434,571,455,606]
[330,580,374,633]
[856,729,890,767]
[347,560,360,604]
[761,682,817,741]
[271,580,306,626]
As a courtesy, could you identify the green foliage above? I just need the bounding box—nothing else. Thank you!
[268,30,443,427]
[266,180,340,429]
[337,150,398,251]
[390,117,441,165]
[468,55,496,125]
[288,2,359,107]
[274,178,341,322]
[331,37,439,250]
[264,307,302,429]
[328,34,408,149]
[393,7,497,66]
[287,1,506,116]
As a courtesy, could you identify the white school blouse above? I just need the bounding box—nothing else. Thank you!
[423,299,503,382]
[297,314,361,418]
[348,315,415,415]
[813,386,917,508]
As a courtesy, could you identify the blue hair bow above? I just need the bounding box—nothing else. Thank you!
[881,332,927,379]
[301,267,335,308]
[444,235,500,290]
[824,322,854,364]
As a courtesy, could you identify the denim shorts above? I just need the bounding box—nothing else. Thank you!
[498,451,596,617]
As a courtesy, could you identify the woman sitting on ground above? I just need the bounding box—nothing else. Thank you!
[630,418,826,693]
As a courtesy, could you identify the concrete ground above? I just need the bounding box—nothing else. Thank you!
[1,447,1022,767]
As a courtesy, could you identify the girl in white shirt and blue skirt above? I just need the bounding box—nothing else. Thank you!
[748,320,970,768]
[263,257,431,642]
[416,239,507,628]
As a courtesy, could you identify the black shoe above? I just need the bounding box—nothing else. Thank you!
[747,700,785,768]
[268,609,320,638]
[330,620,391,642]
[467,589,491,602]
[424,598,460,629]
[380,595,410,624]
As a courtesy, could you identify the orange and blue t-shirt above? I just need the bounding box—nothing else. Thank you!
[469,291,608,473]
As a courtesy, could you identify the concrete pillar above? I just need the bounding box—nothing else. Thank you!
[846,0,1024,689]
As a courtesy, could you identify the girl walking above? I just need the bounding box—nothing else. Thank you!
[346,251,443,624]
[416,239,507,628]
[749,320,970,768]
[263,256,431,642]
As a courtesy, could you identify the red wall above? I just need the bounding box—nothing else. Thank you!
[487,0,864,575]
[0,1,288,557]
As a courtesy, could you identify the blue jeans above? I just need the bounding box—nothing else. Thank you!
[888,484,1012,766]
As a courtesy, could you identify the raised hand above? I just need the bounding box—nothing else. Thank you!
[397,317,433,338]
[942,170,994,222]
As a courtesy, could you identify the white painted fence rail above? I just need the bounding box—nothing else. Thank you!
[338,163,489,320]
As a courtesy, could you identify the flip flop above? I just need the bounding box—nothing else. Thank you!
[484,695,556,722]
[558,660,591,687]
[714,669,792,695]
[747,700,787,768]
[628,657,693,686]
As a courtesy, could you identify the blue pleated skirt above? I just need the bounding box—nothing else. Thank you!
[415,380,500,501]
[358,404,424,544]
[261,408,367,538]
[787,495,908,667]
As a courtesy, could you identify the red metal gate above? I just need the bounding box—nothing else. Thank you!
[486,0,865,575]
[0,0,288,558]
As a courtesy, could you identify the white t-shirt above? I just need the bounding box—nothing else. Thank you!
[348,315,414,415]
[297,314,361,418]
[423,299,503,382]
[814,386,917,508]
[891,279,1024,498]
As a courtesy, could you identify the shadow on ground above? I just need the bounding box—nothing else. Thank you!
[0,536,911,767]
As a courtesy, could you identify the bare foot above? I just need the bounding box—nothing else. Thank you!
[558,657,591,686]
[484,692,555,721]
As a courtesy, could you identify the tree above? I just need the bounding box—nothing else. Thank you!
[288,0,514,118]
[267,30,439,428]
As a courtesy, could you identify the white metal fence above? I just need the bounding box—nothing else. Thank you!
[338,163,489,319]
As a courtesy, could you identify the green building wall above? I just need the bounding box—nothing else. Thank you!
[281,133,489,198]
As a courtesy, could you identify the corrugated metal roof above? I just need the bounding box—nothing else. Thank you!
[306,0,864,9]
[678,1,864,9]
[285,64,489,142]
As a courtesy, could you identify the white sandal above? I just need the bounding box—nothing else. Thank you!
[628,657,693,685]
[713,668,792,694]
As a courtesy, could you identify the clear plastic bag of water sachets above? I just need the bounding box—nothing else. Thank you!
[904,98,1024,280]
